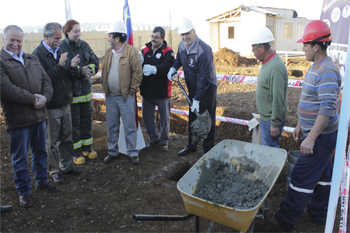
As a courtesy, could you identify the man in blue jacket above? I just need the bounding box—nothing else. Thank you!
[168,17,217,156]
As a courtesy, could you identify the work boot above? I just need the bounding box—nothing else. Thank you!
[73,156,86,165]
[19,195,33,208]
[82,150,97,159]
[146,141,159,151]
[1,205,13,214]
[37,182,58,192]
[160,143,168,152]
[178,143,197,156]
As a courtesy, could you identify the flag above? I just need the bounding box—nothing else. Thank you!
[123,0,138,128]
[65,0,72,21]
[123,0,134,45]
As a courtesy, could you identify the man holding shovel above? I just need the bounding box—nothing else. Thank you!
[167,17,217,156]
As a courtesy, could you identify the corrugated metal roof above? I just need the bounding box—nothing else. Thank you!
[206,5,283,22]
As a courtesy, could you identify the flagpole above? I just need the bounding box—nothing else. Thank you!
[65,0,72,21]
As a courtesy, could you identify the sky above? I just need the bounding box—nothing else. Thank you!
[0,0,325,41]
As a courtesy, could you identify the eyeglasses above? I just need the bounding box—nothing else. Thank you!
[151,35,161,39]
[252,45,261,52]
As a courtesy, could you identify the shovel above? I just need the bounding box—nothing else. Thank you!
[173,75,212,144]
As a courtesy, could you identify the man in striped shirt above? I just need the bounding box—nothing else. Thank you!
[266,20,342,232]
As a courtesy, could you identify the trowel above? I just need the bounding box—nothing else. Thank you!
[173,76,212,144]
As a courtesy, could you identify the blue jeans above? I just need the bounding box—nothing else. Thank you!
[260,117,286,148]
[8,121,49,195]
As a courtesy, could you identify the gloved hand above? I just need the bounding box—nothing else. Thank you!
[167,67,178,81]
[143,64,157,76]
[140,52,144,64]
[191,99,200,113]
[34,94,47,109]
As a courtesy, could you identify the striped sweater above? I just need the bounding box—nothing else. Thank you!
[298,57,342,135]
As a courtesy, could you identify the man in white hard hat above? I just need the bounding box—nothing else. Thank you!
[251,27,288,148]
[167,17,217,156]
[101,21,143,165]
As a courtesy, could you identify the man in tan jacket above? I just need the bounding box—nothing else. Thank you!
[101,21,143,165]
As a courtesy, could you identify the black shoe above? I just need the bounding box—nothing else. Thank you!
[19,195,33,208]
[65,167,82,176]
[1,205,13,214]
[52,173,64,184]
[38,183,58,192]
[178,146,196,156]
[263,208,286,232]
[104,154,117,164]
[160,143,168,152]
[131,156,139,164]
[302,209,325,226]
[146,141,159,151]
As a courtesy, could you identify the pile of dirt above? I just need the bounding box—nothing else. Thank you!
[214,47,257,67]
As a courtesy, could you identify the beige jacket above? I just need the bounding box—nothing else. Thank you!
[102,43,142,100]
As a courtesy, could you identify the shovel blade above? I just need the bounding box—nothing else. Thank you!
[190,110,212,143]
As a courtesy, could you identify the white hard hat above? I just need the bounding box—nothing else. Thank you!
[106,21,127,34]
[250,27,275,45]
[178,17,194,34]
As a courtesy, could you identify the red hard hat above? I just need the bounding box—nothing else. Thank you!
[296,20,332,43]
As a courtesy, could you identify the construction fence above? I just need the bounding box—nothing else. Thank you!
[0,29,182,57]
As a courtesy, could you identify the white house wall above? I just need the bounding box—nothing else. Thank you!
[274,17,311,51]
[218,11,267,56]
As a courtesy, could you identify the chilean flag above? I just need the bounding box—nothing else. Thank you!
[123,0,139,128]
[123,0,133,46]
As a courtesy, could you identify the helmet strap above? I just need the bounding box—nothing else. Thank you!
[310,33,331,43]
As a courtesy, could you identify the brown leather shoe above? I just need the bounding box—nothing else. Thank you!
[104,154,117,164]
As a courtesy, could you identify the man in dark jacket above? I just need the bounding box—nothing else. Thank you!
[1,25,57,208]
[140,26,174,152]
[32,22,82,184]
[168,17,217,156]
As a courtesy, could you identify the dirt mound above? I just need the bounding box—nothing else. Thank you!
[214,47,257,67]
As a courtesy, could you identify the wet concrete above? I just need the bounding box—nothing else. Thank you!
[190,110,212,144]
[194,158,269,209]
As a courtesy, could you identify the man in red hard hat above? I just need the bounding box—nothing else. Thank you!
[265,20,342,232]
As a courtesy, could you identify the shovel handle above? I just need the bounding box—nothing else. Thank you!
[173,75,192,106]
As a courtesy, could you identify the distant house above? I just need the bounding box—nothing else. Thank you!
[206,5,312,56]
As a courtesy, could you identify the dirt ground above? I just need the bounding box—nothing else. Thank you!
[1,48,347,232]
